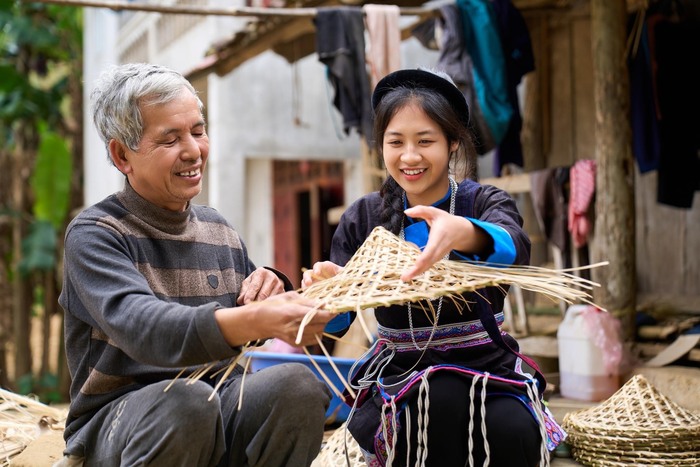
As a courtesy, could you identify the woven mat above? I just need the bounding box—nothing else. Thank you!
[302,226,599,314]
[563,374,700,465]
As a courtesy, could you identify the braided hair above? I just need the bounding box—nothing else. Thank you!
[373,86,477,234]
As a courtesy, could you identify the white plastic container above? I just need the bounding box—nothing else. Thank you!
[557,305,621,401]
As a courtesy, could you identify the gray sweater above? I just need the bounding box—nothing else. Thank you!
[59,182,254,438]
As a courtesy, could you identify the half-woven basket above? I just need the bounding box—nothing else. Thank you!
[562,374,700,466]
[301,226,600,314]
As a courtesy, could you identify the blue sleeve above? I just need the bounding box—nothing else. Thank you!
[324,312,353,333]
[453,217,517,266]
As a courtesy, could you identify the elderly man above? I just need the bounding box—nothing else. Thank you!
[57,63,332,466]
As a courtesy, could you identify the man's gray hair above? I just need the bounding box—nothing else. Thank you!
[91,63,203,161]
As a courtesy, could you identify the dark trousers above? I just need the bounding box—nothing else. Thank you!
[393,372,542,467]
[63,363,331,466]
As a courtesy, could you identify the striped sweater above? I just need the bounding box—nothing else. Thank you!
[59,182,254,439]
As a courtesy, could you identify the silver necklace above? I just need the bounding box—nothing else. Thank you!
[400,177,458,351]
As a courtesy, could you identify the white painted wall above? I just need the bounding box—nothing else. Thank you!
[83,8,123,207]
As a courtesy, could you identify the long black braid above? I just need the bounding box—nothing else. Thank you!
[379,176,405,235]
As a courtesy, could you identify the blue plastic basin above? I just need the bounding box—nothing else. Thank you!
[246,351,356,423]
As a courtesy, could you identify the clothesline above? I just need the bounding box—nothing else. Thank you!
[32,0,440,18]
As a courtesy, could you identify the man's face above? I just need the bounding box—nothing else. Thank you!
[115,88,209,212]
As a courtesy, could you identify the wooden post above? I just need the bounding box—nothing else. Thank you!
[590,0,636,340]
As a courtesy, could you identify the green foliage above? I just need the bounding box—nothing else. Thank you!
[19,220,57,276]
[1,2,79,277]
[0,1,81,143]
[0,1,82,394]
[32,124,73,230]
[17,371,63,404]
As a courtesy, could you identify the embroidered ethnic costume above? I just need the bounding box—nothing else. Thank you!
[327,178,566,466]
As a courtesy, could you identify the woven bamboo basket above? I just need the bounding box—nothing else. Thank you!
[301,226,602,315]
[311,422,365,467]
[562,374,700,466]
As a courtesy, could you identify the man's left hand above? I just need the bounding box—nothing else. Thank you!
[237,267,285,305]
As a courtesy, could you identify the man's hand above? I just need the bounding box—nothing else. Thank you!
[236,267,285,305]
[256,292,333,347]
[216,291,333,348]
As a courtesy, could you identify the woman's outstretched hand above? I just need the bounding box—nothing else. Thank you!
[401,205,487,282]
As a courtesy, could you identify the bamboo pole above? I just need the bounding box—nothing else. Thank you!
[590,0,636,340]
[31,0,439,18]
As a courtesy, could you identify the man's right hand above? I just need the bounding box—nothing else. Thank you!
[215,291,333,348]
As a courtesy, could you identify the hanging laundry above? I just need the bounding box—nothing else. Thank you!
[628,16,661,174]
[530,167,570,256]
[410,17,439,51]
[646,4,700,208]
[490,0,535,176]
[568,159,596,249]
[456,0,513,146]
[435,3,495,155]
[315,7,373,140]
[363,4,401,89]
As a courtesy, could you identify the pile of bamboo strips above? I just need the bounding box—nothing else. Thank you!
[0,388,67,466]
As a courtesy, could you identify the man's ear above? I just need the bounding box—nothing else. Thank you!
[109,139,131,174]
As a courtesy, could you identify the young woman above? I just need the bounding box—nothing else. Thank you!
[303,68,564,466]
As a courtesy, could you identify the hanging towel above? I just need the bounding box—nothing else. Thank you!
[315,7,373,140]
[363,4,401,88]
[568,159,596,249]
[456,0,513,146]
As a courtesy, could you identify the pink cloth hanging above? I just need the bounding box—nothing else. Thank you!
[568,159,597,248]
[363,4,401,88]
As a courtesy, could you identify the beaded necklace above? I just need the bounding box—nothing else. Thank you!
[399,177,458,351]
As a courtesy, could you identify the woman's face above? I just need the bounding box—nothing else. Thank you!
[382,103,458,207]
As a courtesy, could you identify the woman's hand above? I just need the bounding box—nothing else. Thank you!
[301,261,343,289]
[236,267,285,305]
[401,205,488,282]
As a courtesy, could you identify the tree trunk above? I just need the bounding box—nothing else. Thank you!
[590,0,636,340]
[41,270,57,377]
[11,131,33,381]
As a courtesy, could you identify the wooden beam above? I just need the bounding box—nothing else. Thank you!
[214,17,316,76]
[480,173,532,194]
[32,0,585,15]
